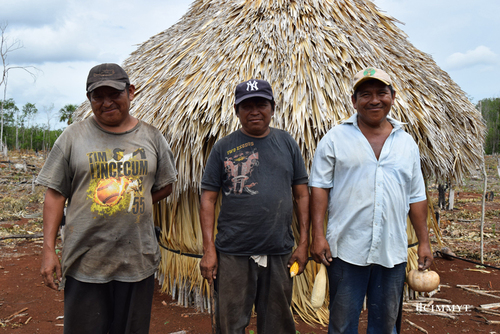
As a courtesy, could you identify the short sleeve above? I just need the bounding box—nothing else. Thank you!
[36,144,72,198]
[201,144,223,192]
[309,133,336,189]
[152,133,177,192]
[408,146,426,203]
[290,138,308,185]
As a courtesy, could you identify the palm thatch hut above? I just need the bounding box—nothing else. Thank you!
[74,0,485,324]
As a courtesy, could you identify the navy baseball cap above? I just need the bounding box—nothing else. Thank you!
[235,79,274,105]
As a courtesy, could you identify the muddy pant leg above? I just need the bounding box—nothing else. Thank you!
[255,253,295,334]
[216,253,258,334]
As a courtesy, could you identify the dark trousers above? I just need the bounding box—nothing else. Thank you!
[216,253,295,334]
[64,275,155,334]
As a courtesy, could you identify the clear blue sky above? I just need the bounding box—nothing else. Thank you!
[1,0,499,128]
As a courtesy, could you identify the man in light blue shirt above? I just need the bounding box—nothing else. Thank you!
[309,67,433,334]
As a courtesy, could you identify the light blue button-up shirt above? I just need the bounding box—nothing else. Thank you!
[309,113,426,268]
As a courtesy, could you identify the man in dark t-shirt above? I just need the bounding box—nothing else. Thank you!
[200,79,309,333]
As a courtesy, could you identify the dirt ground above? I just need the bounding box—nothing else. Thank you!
[1,153,500,333]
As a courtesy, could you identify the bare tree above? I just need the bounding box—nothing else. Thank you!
[42,104,56,154]
[0,22,38,153]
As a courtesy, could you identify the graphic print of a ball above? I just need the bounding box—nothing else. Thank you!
[94,177,129,206]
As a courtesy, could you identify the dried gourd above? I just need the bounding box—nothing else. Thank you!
[407,269,440,292]
[311,264,328,310]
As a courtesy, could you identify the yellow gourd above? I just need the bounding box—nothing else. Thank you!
[311,264,327,310]
[407,269,440,292]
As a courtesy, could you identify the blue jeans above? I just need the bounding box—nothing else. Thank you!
[327,258,406,334]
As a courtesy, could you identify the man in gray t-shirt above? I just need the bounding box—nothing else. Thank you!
[37,63,177,334]
[200,79,309,334]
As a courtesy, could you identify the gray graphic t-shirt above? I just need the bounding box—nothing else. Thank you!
[37,117,177,287]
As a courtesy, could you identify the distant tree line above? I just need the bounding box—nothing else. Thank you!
[479,97,500,154]
[1,96,499,155]
[1,98,77,153]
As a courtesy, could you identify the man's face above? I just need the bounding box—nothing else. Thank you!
[352,80,395,128]
[88,85,135,128]
[235,97,274,137]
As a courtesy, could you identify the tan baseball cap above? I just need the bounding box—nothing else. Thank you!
[352,67,392,91]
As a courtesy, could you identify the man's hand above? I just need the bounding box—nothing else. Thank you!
[200,246,218,285]
[310,236,332,266]
[288,243,309,276]
[309,187,332,266]
[199,189,219,285]
[40,248,62,290]
[417,243,433,270]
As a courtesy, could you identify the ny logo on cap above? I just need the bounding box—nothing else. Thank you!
[247,80,259,91]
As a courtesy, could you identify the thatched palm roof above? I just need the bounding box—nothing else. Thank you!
[74,0,485,324]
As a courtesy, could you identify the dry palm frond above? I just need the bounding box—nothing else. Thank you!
[74,0,484,325]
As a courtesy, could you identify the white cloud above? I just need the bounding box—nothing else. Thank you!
[2,0,193,65]
[0,0,68,28]
[446,46,498,70]
[1,0,193,129]
[7,23,106,64]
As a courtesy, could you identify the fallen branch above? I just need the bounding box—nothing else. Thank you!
[404,319,428,333]
[417,310,457,319]
[465,268,491,274]
[486,319,500,325]
[422,310,456,319]
[458,286,500,300]
[5,307,28,321]
[457,284,480,289]
[0,233,43,241]
[475,307,500,317]
[480,302,500,310]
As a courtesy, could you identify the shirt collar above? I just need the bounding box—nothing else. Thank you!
[342,113,405,131]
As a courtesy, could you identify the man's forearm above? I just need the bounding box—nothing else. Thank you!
[293,184,310,247]
[310,187,329,238]
[409,199,433,269]
[200,190,218,252]
[42,188,66,250]
[409,200,430,244]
